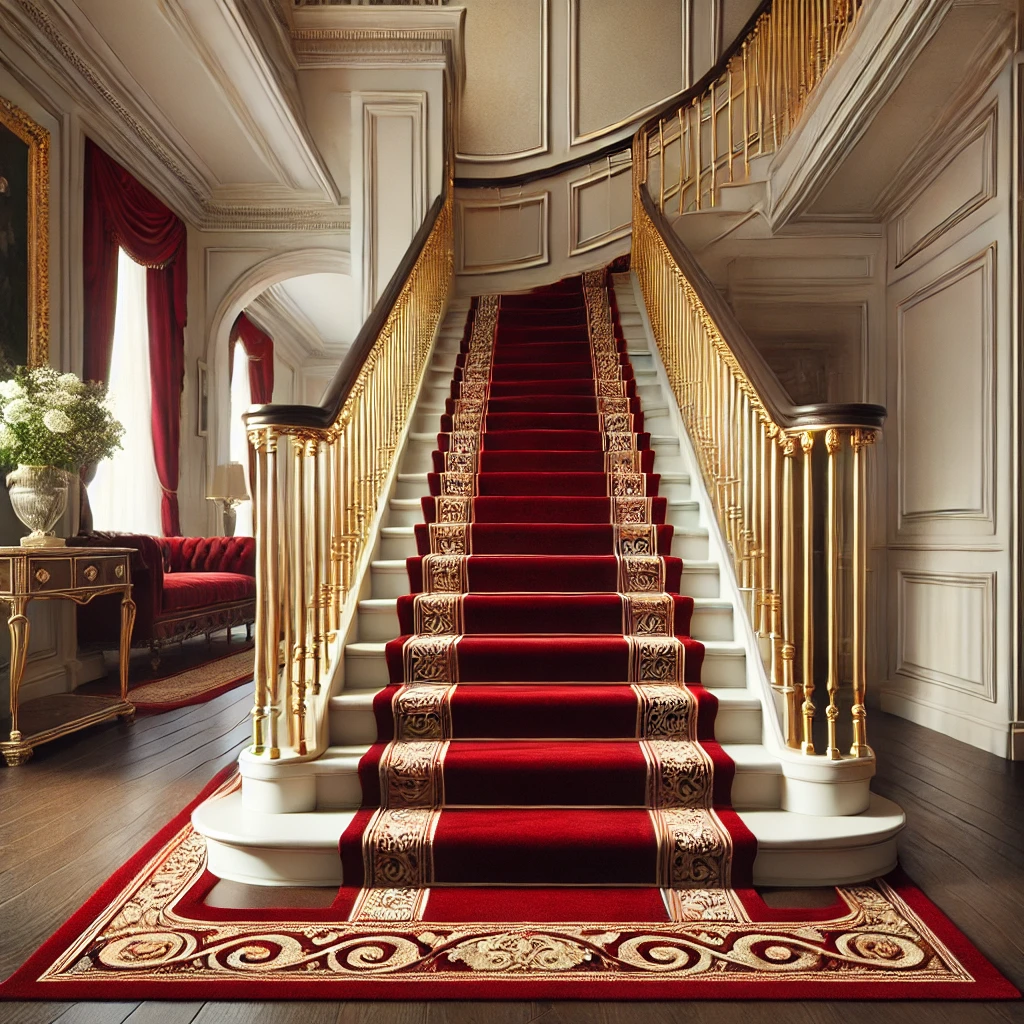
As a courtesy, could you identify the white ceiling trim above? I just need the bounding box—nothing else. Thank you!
[6,0,350,230]
[159,0,340,205]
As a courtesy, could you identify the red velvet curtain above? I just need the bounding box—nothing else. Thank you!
[83,139,188,536]
[230,313,275,405]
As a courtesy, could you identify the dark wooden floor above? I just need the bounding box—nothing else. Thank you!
[1,691,1022,1024]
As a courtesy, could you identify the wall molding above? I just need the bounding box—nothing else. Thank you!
[567,0,686,147]
[895,568,996,702]
[567,156,632,255]
[879,685,1011,757]
[896,243,996,529]
[892,103,997,268]
[456,0,549,164]
[358,92,427,310]
[877,15,1014,223]
[456,191,550,274]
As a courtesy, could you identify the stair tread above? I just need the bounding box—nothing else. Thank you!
[196,790,901,851]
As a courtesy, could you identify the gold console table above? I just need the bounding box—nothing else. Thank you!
[0,546,136,767]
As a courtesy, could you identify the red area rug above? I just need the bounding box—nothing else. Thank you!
[0,766,1015,1000]
[4,272,1014,1000]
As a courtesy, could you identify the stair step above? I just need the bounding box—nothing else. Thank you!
[194,788,902,887]
[311,739,781,811]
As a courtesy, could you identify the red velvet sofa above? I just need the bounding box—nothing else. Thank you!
[76,533,256,666]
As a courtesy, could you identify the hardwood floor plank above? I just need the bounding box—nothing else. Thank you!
[191,1003,346,1024]
[122,1003,206,1024]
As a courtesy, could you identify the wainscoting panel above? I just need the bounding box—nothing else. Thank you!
[895,106,996,268]
[896,569,995,701]
[568,160,632,255]
[896,246,994,530]
[456,193,550,274]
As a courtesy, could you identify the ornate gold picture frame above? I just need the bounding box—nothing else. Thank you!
[0,97,49,368]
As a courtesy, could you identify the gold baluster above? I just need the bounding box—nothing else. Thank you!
[265,428,281,760]
[800,430,816,754]
[824,426,841,760]
[850,427,874,757]
[780,431,798,745]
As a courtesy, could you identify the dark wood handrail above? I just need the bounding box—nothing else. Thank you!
[640,187,886,431]
[454,0,772,191]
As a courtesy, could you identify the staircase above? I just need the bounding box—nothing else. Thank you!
[193,269,904,890]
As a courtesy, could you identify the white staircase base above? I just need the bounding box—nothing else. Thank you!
[193,788,902,888]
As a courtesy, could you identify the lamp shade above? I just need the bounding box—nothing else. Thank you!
[208,462,249,501]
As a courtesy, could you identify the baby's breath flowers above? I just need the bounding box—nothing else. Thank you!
[0,366,124,470]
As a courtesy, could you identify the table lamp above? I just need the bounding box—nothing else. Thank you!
[208,462,249,537]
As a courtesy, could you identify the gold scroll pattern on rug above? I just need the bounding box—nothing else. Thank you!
[39,788,978,988]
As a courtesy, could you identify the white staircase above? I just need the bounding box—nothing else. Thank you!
[193,282,904,888]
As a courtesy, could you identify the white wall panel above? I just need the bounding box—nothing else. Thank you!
[569,161,632,255]
[896,247,993,529]
[896,570,995,701]
[457,194,550,275]
[895,107,996,267]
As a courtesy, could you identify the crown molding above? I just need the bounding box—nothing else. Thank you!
[290,5,465,95]
[4,0,351,231]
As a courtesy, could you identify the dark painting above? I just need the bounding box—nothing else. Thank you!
[0,118,29,370]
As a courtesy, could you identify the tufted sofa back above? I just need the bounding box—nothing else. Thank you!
[158,536,256,576]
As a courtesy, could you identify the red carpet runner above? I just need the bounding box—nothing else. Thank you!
[339,269,756,901]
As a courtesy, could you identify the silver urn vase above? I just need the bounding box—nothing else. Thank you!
[6,464,71,547]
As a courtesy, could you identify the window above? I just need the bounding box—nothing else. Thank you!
[88,249,163,534]
[229,339,253,537]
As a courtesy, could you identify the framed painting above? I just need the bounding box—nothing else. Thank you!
[0,97,49,369]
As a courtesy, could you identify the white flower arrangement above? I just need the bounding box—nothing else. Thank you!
[0,366,124,470]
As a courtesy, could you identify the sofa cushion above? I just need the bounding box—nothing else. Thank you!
[161,571,256,612]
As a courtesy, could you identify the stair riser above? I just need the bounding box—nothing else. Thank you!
[379,530,705,562]
[379,532,416,561]
[314,757,780,812]
[386,501,423,528]
[329,684,759,743]
[392,476,691,502]
[356,599,731,644]
[343,642,746,690]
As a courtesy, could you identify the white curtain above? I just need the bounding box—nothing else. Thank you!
[229,340,253,537]
[89,249,163,535]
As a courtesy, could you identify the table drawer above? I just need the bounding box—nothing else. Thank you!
[29,557,72,592]
[74,555,128,589]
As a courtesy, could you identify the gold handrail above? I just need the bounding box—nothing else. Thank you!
[632,0,883,760]
[244,188,453,761]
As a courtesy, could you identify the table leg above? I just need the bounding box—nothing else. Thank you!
[5,597,31,764]
[119,592,137,705]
